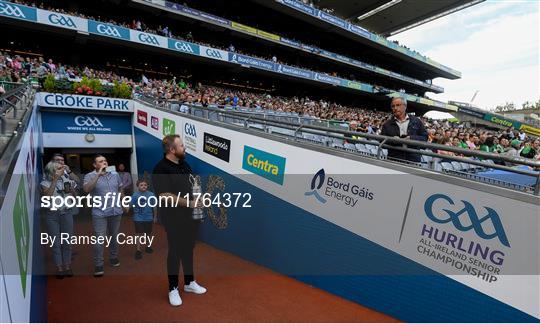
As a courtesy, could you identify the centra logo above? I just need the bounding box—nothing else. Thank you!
[242,146,286,185]
[424,194,510,247]
[13,177,30,296]
[163,118,175,136]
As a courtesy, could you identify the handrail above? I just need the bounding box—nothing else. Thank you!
[0,83,35,209]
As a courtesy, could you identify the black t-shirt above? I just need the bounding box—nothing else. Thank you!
[151,157,193,225]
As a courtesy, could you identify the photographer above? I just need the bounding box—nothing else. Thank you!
[41,161,78,279]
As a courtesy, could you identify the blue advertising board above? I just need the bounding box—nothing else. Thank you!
[167,38,200,55]
[277,64,314,79]
[0,1,36,21]
[88,20,130,40]
[41,111,132,134]
[229,53,275,71]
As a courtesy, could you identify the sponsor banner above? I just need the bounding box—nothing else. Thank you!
[519,124,540,137]
[300,44,315,52]
[335,54,351,63]
[348,23,370,38]
[199,12,230,26]
[167,38,200,55]
[256,29,280,41]
[164,0,185,11]
[130,30,167,48]
[0,108,39,322]
[483,113,521,129]
[242,145,286,185]
[133,101,539,319]
[41,111,131,134]
[137,110,148,126]
[149,0,165,5]
[281,0,316,15]
[162,117,176,136]
[203,132,231,162]
[314,73,342,86]
[37,92,133,112]
[320,50,336,58]
[37,9,87,32]
[280,37,301,48]
[276,64,313,79]
[455,107,483,120]
[229,53,275,71]
[231,21,257,35]
[183,121,198,152]
[151,116,159,130]
[88,20,130,40]
[346,80,372,92]
[178,5,200,17]
[318,11,347,28]
[0,1,37,21]
[200,46,228,61]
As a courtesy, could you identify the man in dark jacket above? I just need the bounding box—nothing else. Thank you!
[381,97,428,163]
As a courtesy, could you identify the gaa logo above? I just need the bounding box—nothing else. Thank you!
[174,41,195,53]
[184,123,196,137]
[138,33,159,45]
[205,48,223,59]
[97,24,121,38]
[424,194,510,247]
[48,14,76,28]
[74,116,103,127]
[0,3,26,18]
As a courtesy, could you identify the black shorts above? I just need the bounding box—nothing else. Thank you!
[134,221,153,235]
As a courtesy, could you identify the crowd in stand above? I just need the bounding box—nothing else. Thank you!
[8,0,431,96]
[1,50,538,162]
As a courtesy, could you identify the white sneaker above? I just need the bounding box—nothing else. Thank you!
[184,281,207,294]
[168,287,182,306]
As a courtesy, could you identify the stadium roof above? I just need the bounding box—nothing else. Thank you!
[316,0,485,36]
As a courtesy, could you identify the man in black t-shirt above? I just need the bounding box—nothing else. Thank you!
[152,134,207,307]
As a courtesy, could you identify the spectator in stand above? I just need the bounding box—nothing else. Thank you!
[381,97,428,163]
[520,139,539,159]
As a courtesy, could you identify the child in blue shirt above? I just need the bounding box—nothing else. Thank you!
[131,179,157,260]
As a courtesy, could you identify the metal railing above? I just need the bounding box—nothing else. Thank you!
[137,99,540,195]
[0,82,35,208]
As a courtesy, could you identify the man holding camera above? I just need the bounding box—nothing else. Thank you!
[381,97,428,163]
[83,154,125,277]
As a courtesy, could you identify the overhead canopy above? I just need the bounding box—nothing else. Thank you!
[315,0,484,36]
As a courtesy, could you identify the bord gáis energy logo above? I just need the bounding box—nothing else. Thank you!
[305,168,374,208]
[424,194,510,247]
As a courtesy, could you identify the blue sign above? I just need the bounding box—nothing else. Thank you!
[348,24,370,38]
[318,11,347,28]
[242,145,286,185]
[314,73,342,86]
[229,53,275,71]
[281,0,316,15]
[280,37,301,48]
[88,20,130,40]
[0,1,36,21]
[168,39,200,55]
[277,64,313,80]
[41,112,132,134]
[199,12,230,26]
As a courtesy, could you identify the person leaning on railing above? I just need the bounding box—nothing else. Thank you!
[41,161,78,279]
